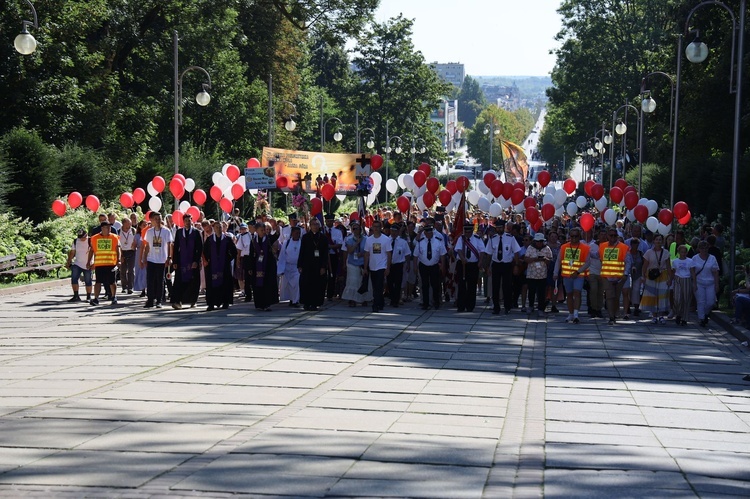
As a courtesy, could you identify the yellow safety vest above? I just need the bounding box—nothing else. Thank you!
[600,243,628,278]
[91,234,118,267]
[559,242,590,277]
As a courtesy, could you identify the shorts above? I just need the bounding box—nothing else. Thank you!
[622,275,632,289]
[562,276,585,293]
[95,266,116,286]
[71,265,92,286]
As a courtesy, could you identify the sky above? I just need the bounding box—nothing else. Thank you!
[373,0,563,77]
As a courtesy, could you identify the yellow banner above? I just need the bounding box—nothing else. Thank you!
[261,147,372,194]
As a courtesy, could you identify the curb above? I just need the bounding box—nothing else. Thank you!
[0,278,68,297]
[711,309,750,346]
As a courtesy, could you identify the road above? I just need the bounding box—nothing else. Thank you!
[0,283,748,497]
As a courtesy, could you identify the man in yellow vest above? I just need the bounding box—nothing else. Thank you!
[599,228,630,325]
[553,227,591,324]
[87,221,121,306]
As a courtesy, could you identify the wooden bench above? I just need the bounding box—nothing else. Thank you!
[0,254,34,281]
[24,252,63,278]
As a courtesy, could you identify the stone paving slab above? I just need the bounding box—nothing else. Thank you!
[0,284,749,497]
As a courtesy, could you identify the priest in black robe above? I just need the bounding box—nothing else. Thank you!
[203,220,237,310]
[297,217,329,311]
[249,222,280,311]
[171,213,203,309]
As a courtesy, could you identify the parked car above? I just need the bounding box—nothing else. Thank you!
[454,160,466,168]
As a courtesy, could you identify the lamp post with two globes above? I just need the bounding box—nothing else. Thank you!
[609,102,641,191]
[638,71,676,201]
[484,120,500,178]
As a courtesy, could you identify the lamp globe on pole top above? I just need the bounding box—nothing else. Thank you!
[195,89,211,106]
[642,96,656,113]
[14,28,37,55]
[285,118,296,132]
[366,139,375,149]
[333,130,342,142]
[685,40,709,63]
[604,133,613,145]
[615,122,627,135]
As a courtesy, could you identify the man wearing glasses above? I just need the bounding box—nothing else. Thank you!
[600,228,630,325]
[553,228,590,324]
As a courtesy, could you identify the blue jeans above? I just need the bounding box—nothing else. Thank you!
[70,265,92,286]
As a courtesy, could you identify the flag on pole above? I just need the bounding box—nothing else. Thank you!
[451,191,467,247]
[500,140,529,183]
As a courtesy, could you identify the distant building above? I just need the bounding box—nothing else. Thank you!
[431,62,465,88]
[430,99,459,152]
[483,82,521,111]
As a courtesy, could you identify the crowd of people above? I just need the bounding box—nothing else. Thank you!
[65,206,750,329]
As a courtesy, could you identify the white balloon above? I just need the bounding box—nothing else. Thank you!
[452,191,462,204]
[489,203,502,217]
[467,190,480,206]
[148,196,162,212]
[386,179,398,194]
[514,203,526,213]
[397,174,407,190]
[478,181,489,195]
[248,188,258,196]
[372,183,381,196]
[223,187,234,201]
[370,171,382,185]
[554,189,567,207]
[638,197,649,206]
[566,202,578,217]
[555,206,565,217]
[336,194,346,202]
[367,192,377,207]
[647,199,659,216]
[410,169,418,176]
[604,209,617,226]
[212,172,224,186]
[234,176,246,189]
[416,196,426,211]
[478,197,491,213]
[402,191,413,199]
[595,196,608,211]
[499,196,512,209]
[543,193,555,206]
[216,175,232,192]
[446,200,455,212]
[415,184,427,197]
[658,222,671,236]
[221,163,231,176]
[403,174,415,190]
[626,209,636,222]
[179,200,190,213]
[184,178,196,192]
[147,181,157,197]
[576,195,587,209]
[546,184,556,195]
[646,216,659,233]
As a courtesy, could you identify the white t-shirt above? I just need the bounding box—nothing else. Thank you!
[390,236,411,264]
[671,257,695,279]
[364,234,392,271]
[691,254,719,284]
[144,227,173,264]
[71,237,90,268]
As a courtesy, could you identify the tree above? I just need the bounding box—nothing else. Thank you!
[457,76,486,128]
[466,106,526,174]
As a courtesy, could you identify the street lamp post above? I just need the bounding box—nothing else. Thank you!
[639,71,676,202]
[411,138,426,169]
[610,102,641,190]
[354,111,375,154]
[676,0,746,294]
[14,0,38,55]
[593,124,613,184]
[173,30,211,182]
[483,120,500,178]
[383,121,402,204]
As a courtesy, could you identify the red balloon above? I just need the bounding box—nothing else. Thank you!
[186,206,201,221]
[247,157,261,168]
[51,199,66,217]
[624,191,639,210]
[220,197,233,214]
[609,186,624,204]
[172,210,184,228]
[85,195,100,212]
[152,176,166,193]
[193,189,207,206]
[623,185,637,196]
[511,188,525,206]
[119,192,134,209]
[615,178,628,191]
[349,211,360,221]
[370,155,384,171]
[563,178,577,195]
[310,198,323,216]
[580,213,595,232]
[445,180,458,194]
[438,190,452,206]
[538,171,551,187]
[68,191,83,209]
[490,179,503,198]
[591,183,605,200]
[541,203,555,221]
[634,205,649,223]
[172,173,186,185]
[678,211,691,225]
[524,196,537,209]
[658,208,674,225]
[133,188,146,204]
[673,201,689,220]
[513,182,525,192]
[145,210,152,221]
[209,185,223,202]
[483,171,496,188]
[321,183,335,201]
[532,219,543,232]
[422,191,436,208]
[226,164,241,182]
[276,177,288,189]
[526,206,539,223]
[396,195,410,213]
[413,170,426,188]
[231,183,245,200]
[456,176,470,193]
[426,177,440,194]
[584,180,595,197]
[502,182,514,200]
[418,163,431,177]
[169,179,185,199]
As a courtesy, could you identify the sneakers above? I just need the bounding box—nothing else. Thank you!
[565,314,573,323]
[155,302,163,309]
[651,317,658,324]
[68,295,81,302]
[89,298,99,306]
[659,317,666,325]
[608,318,615,326]
[111,297,118,305]
[172,303,182,310]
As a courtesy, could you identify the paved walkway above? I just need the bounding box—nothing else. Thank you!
[0,285,749,497]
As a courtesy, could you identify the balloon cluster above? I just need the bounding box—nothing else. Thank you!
[208,163,246,214]
[390,163,470,215]
[51,191,101,217]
